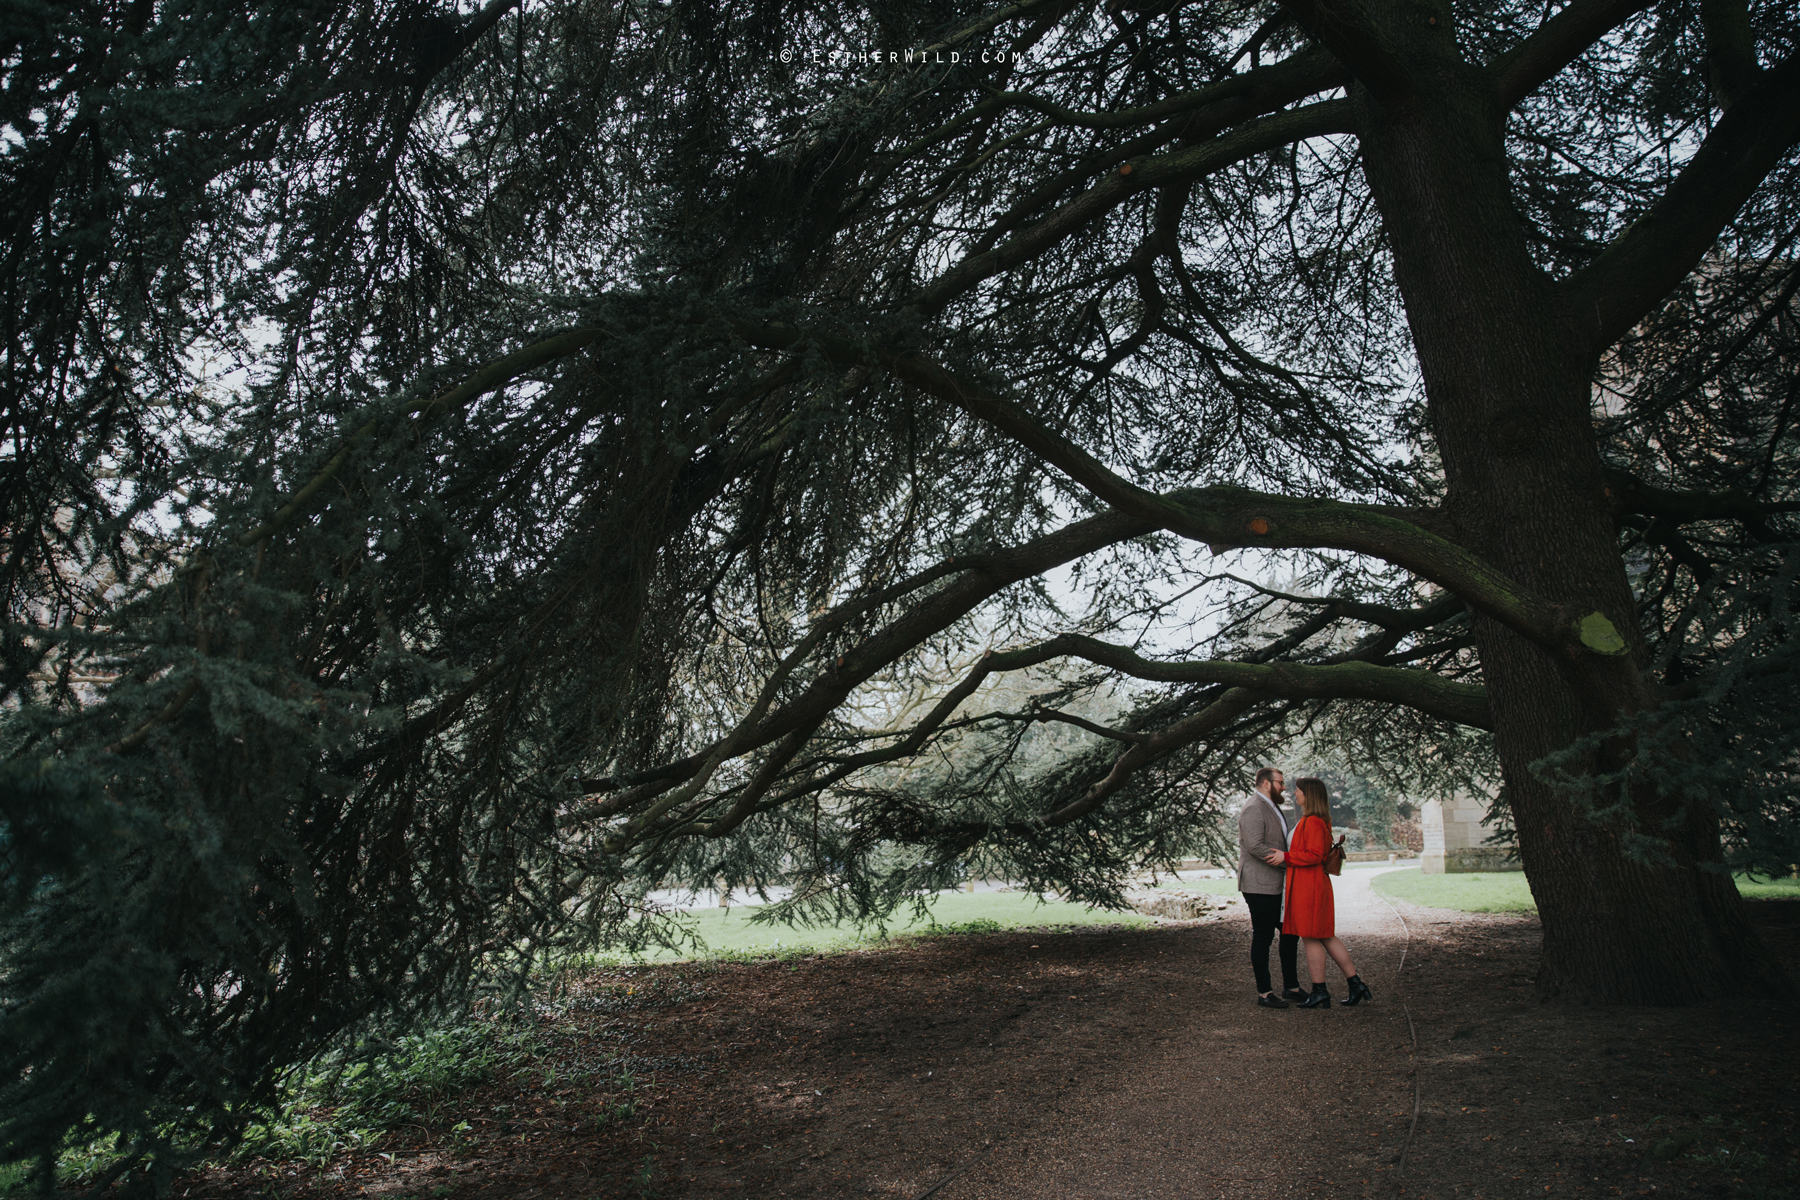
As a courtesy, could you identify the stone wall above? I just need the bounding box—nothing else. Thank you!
[1421,790,1520,874]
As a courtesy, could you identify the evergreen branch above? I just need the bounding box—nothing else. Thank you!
[574,552,992,805]
[108,678,202,755]
[1033,687,1271,826]
[729,318,1599,657]
[998,705,1149,743]
[1562,51,1800,356]
[1491,0,1656,109]
[1604,466,1800,539]
[907,98,1353,314]
[1213,573,1469,635]
[930,49,1341,267]
[235,328,602,549]
[105,329,603,755]
[618,630,1488,850]
[563,506,1159,827]
[1701,0,1760,109]
[660,682,1266,843]
[1277,0,1414,106]
[968,46,1347,134]
[977,634,1492,728]
[925,0,1071,55]
[1621,515,1718,584]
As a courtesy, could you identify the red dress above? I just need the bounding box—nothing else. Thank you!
[1282,814,1336,938]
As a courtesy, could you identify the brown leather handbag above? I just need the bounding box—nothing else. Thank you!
[1324,834,1346,876]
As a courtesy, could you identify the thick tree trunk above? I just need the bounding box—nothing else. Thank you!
[1350,21,1778,1003]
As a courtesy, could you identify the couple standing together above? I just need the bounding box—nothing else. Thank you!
[1236,767,1374,1010]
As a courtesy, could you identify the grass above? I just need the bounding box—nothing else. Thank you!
[230,1020,535,1169]
[1373,868,1800,913]
[1372,868,1538,912]
[629,891,1152,961]
[0,1161,27,1198]
[1736,873,1800,899]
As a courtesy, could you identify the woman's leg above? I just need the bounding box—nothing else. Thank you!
[1304,938,1329,984]
[1321,936,1357,979]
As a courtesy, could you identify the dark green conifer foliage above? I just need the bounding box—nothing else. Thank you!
[2,0,1799,1188]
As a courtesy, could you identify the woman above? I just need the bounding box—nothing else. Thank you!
[1272,777,1374,1009]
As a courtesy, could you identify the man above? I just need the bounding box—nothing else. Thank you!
[1238,766,1306,1008]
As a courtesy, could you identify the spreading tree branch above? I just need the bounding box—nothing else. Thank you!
[1701,0,1761,109]
[1604,466,1800,539]
[1491,0,1656,109]
[1563,52,1800,355]
[237,328,602,549]
[1031,687,1271,826]
[601,623,1489,852]
[908,96,1353,314]
[561,503,1163,825]
[1277,0,1414,106]
[730,318,1613,658]
[982,634,1492,729]
[1217,574,1468,637]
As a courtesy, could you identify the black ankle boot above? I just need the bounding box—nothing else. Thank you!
[1343,975,1374,1006]
[1298,983,1332,1009]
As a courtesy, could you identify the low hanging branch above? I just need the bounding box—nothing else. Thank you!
[107,328,606,756]
[586,616,1490,855]
[728,316,1632,658]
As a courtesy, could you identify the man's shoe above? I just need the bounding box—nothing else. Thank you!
[1256,992,1290,1009]
[1343,976,1374,1006]
[1280,987,1309,1002]
[1297,985,1332,1009]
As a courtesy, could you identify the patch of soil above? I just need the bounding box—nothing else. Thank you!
[179,890,1800,1200]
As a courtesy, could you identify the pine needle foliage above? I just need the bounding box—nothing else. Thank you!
[3,0,1800,1187]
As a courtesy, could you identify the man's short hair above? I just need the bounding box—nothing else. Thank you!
[1254,766,1279,787]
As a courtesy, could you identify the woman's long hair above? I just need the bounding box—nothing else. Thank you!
[1295,777,1332,821]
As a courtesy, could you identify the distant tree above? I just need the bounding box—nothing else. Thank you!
[1293,764,1399,845]
[5,0,1800,1187]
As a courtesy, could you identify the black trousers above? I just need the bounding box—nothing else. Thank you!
[1243,890,1301,994]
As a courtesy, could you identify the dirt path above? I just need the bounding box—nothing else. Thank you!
[953,867,1421,1200]
[187,878,1800,1200]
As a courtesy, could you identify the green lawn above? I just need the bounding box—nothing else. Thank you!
[1371,869,1537,912]
[623,891,1151,961]
[1736,873,1800,899]
[1372,868,1800,913]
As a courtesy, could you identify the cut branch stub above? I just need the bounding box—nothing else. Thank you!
[1575,611,1630,656]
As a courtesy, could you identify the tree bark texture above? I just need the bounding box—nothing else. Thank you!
[1349,15,1776,1003]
